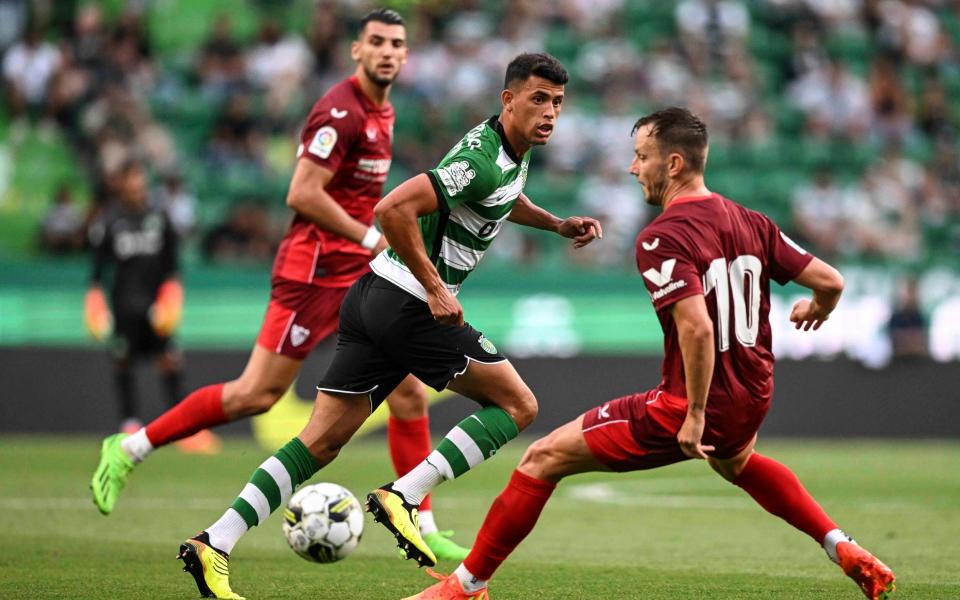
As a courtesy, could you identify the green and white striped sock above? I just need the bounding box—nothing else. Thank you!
[393,407,519,505]
[206,437,318,553]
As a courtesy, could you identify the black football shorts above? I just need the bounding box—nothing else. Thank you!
[316,272,507,410]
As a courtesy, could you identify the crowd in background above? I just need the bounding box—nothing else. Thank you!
[2,1,959,323]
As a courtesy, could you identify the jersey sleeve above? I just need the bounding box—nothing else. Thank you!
[297,98,363,173]
[765,218,814,285]
[635,228,703,311]
[426,142,500,211]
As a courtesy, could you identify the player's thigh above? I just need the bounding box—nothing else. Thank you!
[445,359,537,428]
[298,389,373,467]
[518,415,610,483]
[255,278,346,360]
[708,434,757,482]
[383,374,428,420]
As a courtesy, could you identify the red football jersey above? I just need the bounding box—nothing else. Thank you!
[273,75,395,287]
[635,193,814,439]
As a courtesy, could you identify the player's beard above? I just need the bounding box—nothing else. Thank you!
[363,65,396,88]
[644,172,668,207]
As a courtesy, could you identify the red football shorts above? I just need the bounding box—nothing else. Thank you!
[255,278,350,360]
[581,389,762,472]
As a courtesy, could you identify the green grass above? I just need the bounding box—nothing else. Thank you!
[0,437,957,599]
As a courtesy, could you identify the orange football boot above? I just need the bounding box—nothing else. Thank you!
[402,569,490,600]
[837,541,896,600]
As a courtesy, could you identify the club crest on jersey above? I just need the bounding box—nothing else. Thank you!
[436,161,476,197]
[365,127,377,141]
[290,325,310,347]
[478,334,498,354]
[309,126,337,159]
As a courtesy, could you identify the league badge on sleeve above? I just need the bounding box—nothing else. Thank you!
[309,126,338,159]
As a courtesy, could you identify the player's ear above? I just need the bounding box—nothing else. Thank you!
[668,153,685,177]
[350,39,361,61]
[501,88,514,112]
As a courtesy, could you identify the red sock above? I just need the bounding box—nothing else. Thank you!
[145,383,228,447]
[734,453,837,543]
[387,415,433,512]
[464,469,556,580]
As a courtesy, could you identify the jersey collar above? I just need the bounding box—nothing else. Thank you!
[666,192,716,210]
[489,115,522,165]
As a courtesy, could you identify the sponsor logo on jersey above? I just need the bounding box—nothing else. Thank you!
[436,160,477,197]
[330,107,348,119]
[308,126,338,159]
[357,158,391,175]
[478,334,498,354]
[650,279,687,301]
[598,403,611,419]
[642,258,676,287]
[642,237,660,251]
[290,324,310,347]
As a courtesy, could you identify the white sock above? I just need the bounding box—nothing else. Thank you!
[393,455,445,505]
[823,528,855,564]
[455,563,487,593]
[120,428,154,463]
[206,508,249,555]
[419,509,438,535]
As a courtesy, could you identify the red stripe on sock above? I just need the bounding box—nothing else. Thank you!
[387,415,433,511]
[464,469,556,580]
[734,453,837,543]
[145,383,227,447]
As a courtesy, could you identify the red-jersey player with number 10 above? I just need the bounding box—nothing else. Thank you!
[90,8,470,572]
[406,108,895,600]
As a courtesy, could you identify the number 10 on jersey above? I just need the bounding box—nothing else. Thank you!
[702,255,762,352]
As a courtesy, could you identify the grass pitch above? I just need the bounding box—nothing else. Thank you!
[0,436,957,599]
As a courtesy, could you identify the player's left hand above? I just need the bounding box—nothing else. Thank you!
[557,216,602,248]
[150,279,184,337]
[789,298,830,331]
[677,410,715,460]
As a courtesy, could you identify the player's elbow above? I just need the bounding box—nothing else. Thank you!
[680,320,714,347]
[286,189,305,212]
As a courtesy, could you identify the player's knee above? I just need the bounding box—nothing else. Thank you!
[503,386,538,431]
[518,435,566,482]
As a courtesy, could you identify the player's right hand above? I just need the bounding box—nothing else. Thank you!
[677,410,715,460]
[427,287,464,327]
[84,287,113,341]
[789,298,830,331]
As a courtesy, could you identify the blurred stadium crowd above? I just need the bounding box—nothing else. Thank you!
[2,0,959,359]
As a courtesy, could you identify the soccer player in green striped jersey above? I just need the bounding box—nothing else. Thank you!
[178,52,601,597]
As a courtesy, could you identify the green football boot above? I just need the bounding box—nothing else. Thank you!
[90,433,135,515]
[424,530,471,562]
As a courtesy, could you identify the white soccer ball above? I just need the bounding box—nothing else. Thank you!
[282,482,364,563]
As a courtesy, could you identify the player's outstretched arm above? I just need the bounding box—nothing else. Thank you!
[287,159,386,254]
[789,258,844,331]
[375,174,463,325]
[672,294,716,460]
[508,193,602,248]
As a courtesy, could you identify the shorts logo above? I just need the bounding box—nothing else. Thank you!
[290,324,310,347]
[478,334,497,354]
[598,404,611,419]
[308,126,338,159]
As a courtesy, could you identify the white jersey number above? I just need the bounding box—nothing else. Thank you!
[702,255,762,352]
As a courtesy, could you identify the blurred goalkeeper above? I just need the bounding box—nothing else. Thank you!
[85,159,185,436]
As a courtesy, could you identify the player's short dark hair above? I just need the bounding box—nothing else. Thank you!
[631,107,709,173]
[358,8,405,36]
[504,53,568,89]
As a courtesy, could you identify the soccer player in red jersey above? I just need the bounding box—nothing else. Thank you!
[90,8,469,562]
[406,107,896,600]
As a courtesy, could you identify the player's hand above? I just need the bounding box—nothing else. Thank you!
[557,216,603,248]
[427,286,464,327]
[149,279,184,337]
[372,235,389,256]
[789,298,830,331]
[83,287,113,341]
[677,410,715,460]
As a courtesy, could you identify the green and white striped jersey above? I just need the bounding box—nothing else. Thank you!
[370,115,530,300]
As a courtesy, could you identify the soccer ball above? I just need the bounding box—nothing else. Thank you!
[282,482,364,563]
